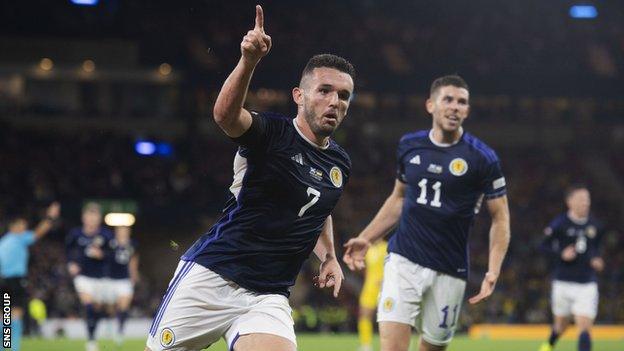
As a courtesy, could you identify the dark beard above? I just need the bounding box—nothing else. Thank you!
[304,105,334,137]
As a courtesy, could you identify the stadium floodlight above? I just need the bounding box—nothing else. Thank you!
[39,58,53,71]
[157,142,173,156]
[104,213,136,227]
[82,59,95,73]
[70,0,99,6]
[569,5,598,19]
[159,63,172,76]
[135,141,156,155]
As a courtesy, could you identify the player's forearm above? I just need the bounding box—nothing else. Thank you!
[359,195,403,243]
[33,218,54,239]
[314,216,337,261]
[487,218,510,277]
[213,58,256,131]
[130,256,140,280]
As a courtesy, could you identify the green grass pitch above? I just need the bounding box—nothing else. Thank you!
[22,334,623,351]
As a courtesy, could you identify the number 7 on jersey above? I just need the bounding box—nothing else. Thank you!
[298,187,321,217]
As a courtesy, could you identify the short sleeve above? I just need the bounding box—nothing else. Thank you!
[544,218,561,237]
[396,141,407,183]
[540,217,562,254]
[229,112,270,149]
[22,231,36,246]
[482,161,506,200]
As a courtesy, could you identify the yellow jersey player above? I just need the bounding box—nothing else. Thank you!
[358,240,388,351]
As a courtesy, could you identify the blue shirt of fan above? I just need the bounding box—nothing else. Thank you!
[183,112,351,296]
[388,130,506,280]
[107,238,138,279]
[0,231,35,278]
[542,214,603,283]
[66,227,113,278]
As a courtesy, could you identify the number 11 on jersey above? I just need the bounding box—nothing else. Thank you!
[417,178,442,208]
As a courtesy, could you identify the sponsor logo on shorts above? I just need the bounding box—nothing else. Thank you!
[382,297,395,313]
[160,327,175,348]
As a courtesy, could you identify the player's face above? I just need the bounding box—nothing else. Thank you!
[567,189,591,217]
[82,209,102,228]
[9,219,28,233]
[296,67,354,137]
[426,86,470,132]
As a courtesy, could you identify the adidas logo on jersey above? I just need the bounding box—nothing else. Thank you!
[291,153,304,165]
[409,155,421,165]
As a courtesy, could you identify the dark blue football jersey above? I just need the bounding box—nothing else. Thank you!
[182,112,351,295]
[107,238,138,279]
[541,214,603,283]
[388,130,506,279]
[66,227,114,278]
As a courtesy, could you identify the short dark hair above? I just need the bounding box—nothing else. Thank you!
[82,202,102,214]
[301,54,355,81]
[430,75,469,97]
[8,215,28,228]
[565,183,588,200]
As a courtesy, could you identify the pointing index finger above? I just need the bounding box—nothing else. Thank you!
[254,5,264,32]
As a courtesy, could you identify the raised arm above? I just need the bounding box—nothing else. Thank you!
[469,194,510,304]
[34,202,61,240]
[213,5,272,137]
[343,180,406,270]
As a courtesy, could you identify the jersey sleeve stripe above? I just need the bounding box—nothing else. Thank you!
[400,130,428,143]
[484,188,507,200]
[464,134,499,163]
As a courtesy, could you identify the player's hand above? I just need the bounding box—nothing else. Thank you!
[468,272,498,305]
[86,246,104,259]
[240,5,272,65]
[314,256,344,298]
[46,201,61,219]
[342,237,371,271]
[590,257,604,272]
[561,245,577,261]
[68,262,81,277]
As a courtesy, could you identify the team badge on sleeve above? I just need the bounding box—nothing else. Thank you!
[160,327,175,348]
[449,158,468,176]
[329,166,343,187]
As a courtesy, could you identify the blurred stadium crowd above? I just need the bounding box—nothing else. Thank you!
[0,0,623,332]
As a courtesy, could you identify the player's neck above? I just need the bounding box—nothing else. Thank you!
[430,127,463,146]
[294,116,330,149]
[567,210,588,224]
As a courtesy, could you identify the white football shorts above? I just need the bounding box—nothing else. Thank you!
[377,253,467,346]
[102,278,134,303]
[73,275,108,304]
[552,280,599,319]
[146,260,296,351]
